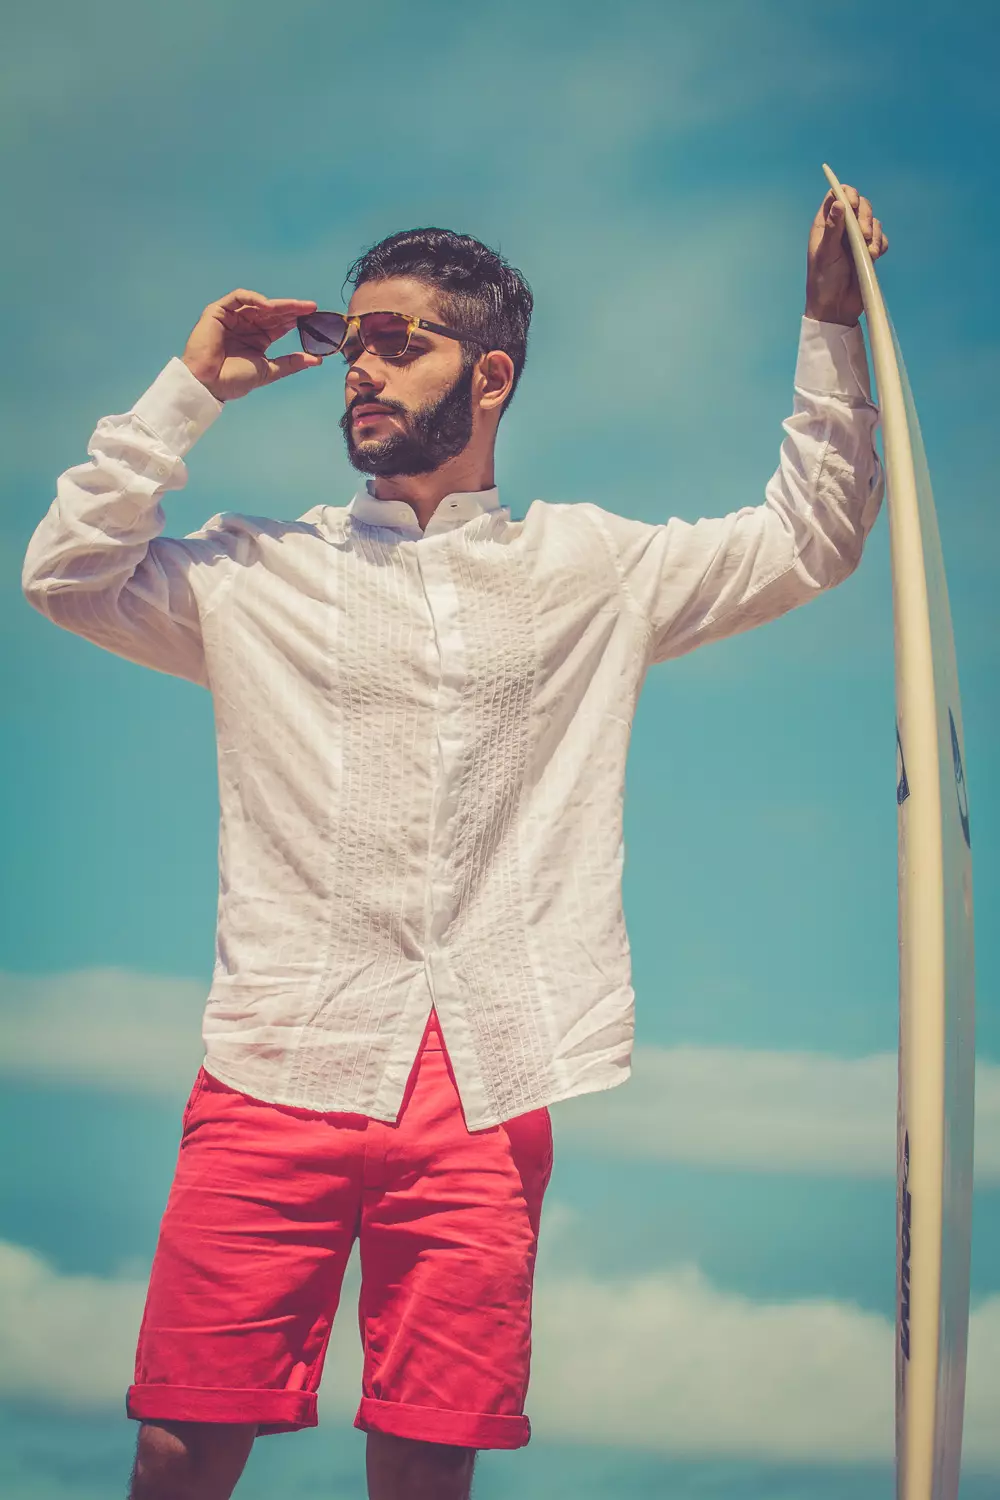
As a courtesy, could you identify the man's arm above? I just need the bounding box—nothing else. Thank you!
[22,360,230,684]
[21,289,321,684]
[587,185,889,666]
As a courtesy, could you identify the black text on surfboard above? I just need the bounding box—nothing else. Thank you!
[949,708,971,848]
[900,1129,912,1361]
[896,725,910,806]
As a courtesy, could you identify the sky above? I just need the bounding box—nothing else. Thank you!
[1,1,998,1496]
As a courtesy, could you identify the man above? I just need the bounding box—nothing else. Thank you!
[22,185,888,1500]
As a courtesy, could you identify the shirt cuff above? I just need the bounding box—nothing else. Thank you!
[130,356,224,457]
[795,316,874,405]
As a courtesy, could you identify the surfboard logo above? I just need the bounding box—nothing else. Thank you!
[949,708,971,848]
[900,1129,912,1361]
[896,726,910,806]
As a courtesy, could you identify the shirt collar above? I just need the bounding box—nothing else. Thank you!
[347,481,504,537]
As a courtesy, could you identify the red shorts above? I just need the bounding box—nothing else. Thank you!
[126,1011,553,1449]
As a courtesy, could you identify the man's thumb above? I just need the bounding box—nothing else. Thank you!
[267,352,323,383]
[815,199,848,261]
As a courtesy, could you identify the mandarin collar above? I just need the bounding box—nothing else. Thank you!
[347,482,504,537]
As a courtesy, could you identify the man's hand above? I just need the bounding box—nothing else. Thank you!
[181,289,323,402]
[805,186,889,327]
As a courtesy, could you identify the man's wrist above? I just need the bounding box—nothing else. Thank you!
[181,356,225,402]
[803,299,860,328]
[131,358,227,455]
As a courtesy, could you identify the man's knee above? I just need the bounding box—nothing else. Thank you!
[366,1430,477,1499]
[129,1419,256,1500]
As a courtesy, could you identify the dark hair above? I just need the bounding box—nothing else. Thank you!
[343,228,533,413]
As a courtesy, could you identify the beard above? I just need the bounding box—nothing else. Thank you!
[340,364,475,477]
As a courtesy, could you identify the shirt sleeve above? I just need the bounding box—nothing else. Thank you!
[21,357,240,688]
[586,317,885,666]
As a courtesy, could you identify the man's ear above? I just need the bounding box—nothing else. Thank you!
[477,350,515,413]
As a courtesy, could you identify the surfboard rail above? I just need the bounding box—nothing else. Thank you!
[821,164,975,1500]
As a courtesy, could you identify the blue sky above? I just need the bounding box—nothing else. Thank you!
[1,1,998,1496]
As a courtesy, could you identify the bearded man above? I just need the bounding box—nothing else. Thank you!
[22,186,888,1500]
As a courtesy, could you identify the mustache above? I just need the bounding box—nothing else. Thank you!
[340,394,409,433]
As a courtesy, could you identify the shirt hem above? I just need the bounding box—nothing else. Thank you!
[200,1051,633,1127]
[200,1057,405,1122]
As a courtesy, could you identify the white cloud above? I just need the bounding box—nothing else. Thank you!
[555,1044,1000,1185]
[1,1228,997,1471]
[531,1258,894,1461]
[0,1235,363,1418]
[524,1214,1000,1468]
[964,1294,1000,1467]
[0,1240,147,1411]
[2,968,997,1187]
[0,968,207,1098]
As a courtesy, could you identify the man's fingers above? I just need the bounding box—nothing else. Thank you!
[273,298,318,310]
[816,195,847,257]
[216,289,316,308]
[870,220,889,259]
[216,288,271,311]
[218,298,318,348]
[821,189,886,254]
[815,190,842,230]
[256,311,311,343]
[265,351,324,383]
[216,290,317,320]
[257,298,318,320]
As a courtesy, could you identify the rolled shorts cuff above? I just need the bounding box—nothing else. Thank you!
[126,1382,317,1434]
[354,1396,531,1449]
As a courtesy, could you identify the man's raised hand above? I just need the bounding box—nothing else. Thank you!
[805,186,889,328]
[181,290,323,402]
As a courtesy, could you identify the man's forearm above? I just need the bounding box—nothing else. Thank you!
[21,359,227,685]
[22,358,222,614]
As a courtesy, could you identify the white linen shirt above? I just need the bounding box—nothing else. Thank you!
[22,317,883,1129]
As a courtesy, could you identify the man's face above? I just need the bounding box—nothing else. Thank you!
[340,276,475,477]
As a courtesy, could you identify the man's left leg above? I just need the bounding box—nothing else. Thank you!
[353,1011,553,1492]
[366,1431,475,1500]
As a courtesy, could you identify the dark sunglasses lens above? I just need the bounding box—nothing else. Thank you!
[299,313,347,356]
[359,312,411,356]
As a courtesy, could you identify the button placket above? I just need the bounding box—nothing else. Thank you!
[415,541,465,973]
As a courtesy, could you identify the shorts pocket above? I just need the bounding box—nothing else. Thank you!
[501,1105,553,1190]
[542,1108,554,1187]
[180,1068,207,1135]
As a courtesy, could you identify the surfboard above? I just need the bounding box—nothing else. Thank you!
[821,165,976,1500]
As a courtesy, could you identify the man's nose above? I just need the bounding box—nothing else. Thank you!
[345,355,387,396]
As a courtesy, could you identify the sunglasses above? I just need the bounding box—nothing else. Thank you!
[297,310,478,362]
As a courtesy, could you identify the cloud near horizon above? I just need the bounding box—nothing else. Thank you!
[1,967,996,1183]
[1,1222,997,1469]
